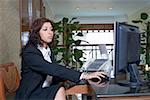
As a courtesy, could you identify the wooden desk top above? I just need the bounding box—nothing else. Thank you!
[66,82,150,99]
[66,84,94,95]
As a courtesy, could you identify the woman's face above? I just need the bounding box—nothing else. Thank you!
[39,22,54,47]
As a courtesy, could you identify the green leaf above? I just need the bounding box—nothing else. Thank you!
[74,49,83,61]
[78,60,83,67]
[70,24,79,30]
[141,12,148,20]
[58,48,66,52]
[54,35,59,39]
[71,32,75,35]
[73,21,80,25]
[74,40,81,45]
[53,21,61,29]
[140,47,145,54]
[132,20,143,23]
[53,17,84,68]
[69,17,77,23]
[62,17,69,23]
[57,60,62,63]
[76,32,84,36]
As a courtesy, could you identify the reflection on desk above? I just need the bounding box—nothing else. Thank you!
[90,81,150,98]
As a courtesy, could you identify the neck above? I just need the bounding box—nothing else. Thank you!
[39,43,48,48]
[43,43,48,48]
[40,41,48,49]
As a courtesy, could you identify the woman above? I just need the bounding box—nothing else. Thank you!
[15,17,107,100]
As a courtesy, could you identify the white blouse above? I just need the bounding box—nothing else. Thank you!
[37,45,53,88]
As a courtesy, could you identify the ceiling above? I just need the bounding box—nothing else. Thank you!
[46,0,150,18]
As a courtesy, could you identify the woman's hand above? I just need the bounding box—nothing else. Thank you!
[80,71,107,81]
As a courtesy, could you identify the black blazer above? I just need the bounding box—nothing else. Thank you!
[15,46,81,100]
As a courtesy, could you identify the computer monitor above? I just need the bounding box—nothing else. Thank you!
[113,22,147,87]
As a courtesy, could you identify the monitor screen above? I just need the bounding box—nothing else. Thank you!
[114,22,140,75]
[114,23,128,74]
[127,29,140,63]
[113,22,146,87]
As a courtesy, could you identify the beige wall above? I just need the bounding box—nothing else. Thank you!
[0,0,21,69]
[128,5,150,31]
[0,0,56,71]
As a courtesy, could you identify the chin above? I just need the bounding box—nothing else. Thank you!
[47,40,52,43]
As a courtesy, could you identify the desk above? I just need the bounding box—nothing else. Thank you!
[99,96,150,100]
[93,83,150,100]
[66,85,96,100]
[66,81,150,100]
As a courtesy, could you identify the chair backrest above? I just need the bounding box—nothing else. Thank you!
[0,70,5,100]
[0,62,20,100]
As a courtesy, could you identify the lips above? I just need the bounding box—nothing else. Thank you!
[48,36,53,39]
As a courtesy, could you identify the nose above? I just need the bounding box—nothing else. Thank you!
[49,31,54,36]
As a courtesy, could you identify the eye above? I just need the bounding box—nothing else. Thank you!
[42,28,47,31]
[51,29,54,31]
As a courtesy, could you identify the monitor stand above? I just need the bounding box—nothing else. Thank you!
[117,63,149,88]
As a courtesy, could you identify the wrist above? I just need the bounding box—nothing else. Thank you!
[80,72,88,80]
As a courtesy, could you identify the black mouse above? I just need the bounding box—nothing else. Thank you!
[100,74,109,83]
[89,77,100,82]
[89,74,109,83]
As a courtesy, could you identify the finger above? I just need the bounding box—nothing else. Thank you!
[100,82,107,85]
[97,73,106,78]
[97,80,101,84]
[99,72,108,77]
[95,76,102,81]
[100,71,107,75]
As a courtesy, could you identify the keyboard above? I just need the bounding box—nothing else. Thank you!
[82,59,108,72]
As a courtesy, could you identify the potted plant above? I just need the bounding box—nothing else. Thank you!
[52,17,85,70]
[132,12,150,65]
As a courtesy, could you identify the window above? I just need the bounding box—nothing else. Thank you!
[20,0,45,47]
[73,30,114,44]
[73,29,114,61]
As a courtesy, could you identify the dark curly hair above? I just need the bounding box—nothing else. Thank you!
[29,17,54,46]
[21,17,55,55]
